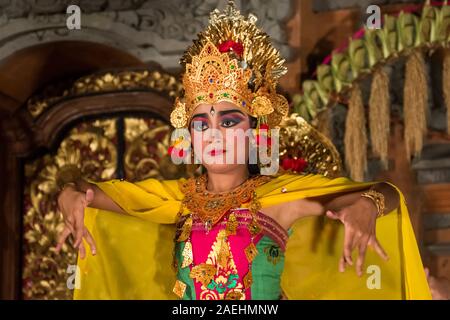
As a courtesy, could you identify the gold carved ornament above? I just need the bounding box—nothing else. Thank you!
[278,113,343,178]
[27,69,183,118]
[124,118,192,181]
[23,119,117,299]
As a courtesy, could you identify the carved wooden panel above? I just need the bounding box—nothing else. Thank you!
[22,118,118,299]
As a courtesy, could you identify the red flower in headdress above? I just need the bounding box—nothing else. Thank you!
[218,40,244,57]
[255,123,271,147]
[168,146,185,158]
[281,157,308,173]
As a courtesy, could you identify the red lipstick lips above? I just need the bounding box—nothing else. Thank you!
[208,149,226,156]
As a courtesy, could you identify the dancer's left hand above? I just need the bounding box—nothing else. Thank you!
[326,197,389,277]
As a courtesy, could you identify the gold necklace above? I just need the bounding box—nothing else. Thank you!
[178,174,272,227]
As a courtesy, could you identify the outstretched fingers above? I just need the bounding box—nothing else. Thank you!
[73,205,85,249]
[356,235,370,277]
[369,237,389,261]
[55,226,72,253]
[83,227,97,256]
[78,241,86,259]
[342,226,355,267]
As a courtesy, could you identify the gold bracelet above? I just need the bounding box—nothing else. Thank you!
[58,182,77,193]
[56,165,81,192]
[361,188,386,218]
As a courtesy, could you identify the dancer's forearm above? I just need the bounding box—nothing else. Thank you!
[317,182,400,216]
[71,178,126,214]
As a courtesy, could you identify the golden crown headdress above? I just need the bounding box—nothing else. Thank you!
[170,0,289,129]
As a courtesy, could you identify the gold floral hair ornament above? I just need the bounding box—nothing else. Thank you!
[170,98,188,129]
[169,0,289,129]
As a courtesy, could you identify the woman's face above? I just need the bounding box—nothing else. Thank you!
[189,101,252,174]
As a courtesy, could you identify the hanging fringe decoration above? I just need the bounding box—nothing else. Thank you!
[403,51,428,160]
[443,49,450,135]
[316,108,331,139]
[369,68,391,170]
[344,84,368,181]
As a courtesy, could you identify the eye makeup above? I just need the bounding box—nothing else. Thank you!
[220,115,244,128]
[191,118,209,131]
[190,109,247,130]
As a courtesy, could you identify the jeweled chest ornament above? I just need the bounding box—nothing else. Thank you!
[178,174,271,227]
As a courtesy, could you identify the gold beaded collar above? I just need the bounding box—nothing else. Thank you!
[179,174,272,226]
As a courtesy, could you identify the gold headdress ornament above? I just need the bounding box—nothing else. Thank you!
[170,0,289,130]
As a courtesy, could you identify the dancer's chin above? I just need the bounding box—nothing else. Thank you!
[202,162,247,175]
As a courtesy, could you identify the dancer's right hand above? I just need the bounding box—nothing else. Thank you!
[55,185,97,259]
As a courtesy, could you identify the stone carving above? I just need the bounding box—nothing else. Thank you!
[0,0,293,69]
[312,0,423,12]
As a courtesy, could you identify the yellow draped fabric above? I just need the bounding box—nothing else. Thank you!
[73,173,431,300]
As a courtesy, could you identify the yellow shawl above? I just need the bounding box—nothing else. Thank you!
[74,173,431,299]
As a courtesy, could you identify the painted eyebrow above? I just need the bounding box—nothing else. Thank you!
[190,109,244,120]
[190,109,245,125]
[217,109,245,116]
[190,113,209,121]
